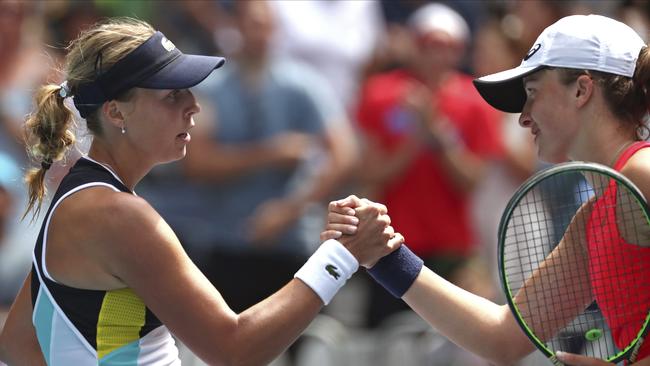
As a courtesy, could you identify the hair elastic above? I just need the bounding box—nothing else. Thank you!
[58,81,70,99]
[41,159,53,170]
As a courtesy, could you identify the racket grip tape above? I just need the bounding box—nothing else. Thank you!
[368,245,423,298]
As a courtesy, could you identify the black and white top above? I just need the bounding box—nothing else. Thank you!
[31,157,180,365]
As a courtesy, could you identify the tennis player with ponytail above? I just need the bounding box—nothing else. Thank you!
[0,18,402,366]
[325,14,650,366]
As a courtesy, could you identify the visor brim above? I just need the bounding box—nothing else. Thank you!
[472,65,543,113]
[138,54,225,89]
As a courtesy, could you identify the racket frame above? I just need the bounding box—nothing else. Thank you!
[497,162,650,364]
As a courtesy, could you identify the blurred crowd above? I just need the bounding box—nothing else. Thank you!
[0,0,648,365]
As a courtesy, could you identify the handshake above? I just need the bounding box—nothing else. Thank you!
[320,195,405,268]
[296,195,422,306]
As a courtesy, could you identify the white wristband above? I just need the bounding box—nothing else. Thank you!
[294,239,359,305]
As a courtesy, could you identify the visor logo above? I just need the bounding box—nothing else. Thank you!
[524,43,541,61]
[161,37,176,52]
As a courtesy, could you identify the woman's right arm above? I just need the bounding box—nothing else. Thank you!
[403,267,533,365]
[323,196,532,365]
[0,272,46,366]
[92,192,397,366]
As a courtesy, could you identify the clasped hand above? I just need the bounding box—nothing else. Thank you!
[320,195,404,268]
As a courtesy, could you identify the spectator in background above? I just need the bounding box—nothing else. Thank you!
[361,1,422,78]
[354,2,503,328]
[0,0,52,319]
[367,1,490,79]
[45,0,103,52]
[617,0,650,44]
[0,157,15,248]
[469,12,538,296]
[140,0,357,314]
[0,1,53,164]
[268,0,383,113]
[499,0,572,60]
[0,152,27,313]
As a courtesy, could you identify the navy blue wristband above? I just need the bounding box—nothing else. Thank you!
[367,245,424,298]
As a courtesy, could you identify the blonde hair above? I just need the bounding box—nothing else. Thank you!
[23,17,155,219]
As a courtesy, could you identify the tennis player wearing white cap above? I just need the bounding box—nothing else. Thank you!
[325,14,650,366]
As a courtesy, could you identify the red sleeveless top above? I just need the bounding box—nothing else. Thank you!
[586,141,650,361]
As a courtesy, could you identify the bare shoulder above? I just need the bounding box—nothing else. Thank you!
[59,186,182,277]
[60,185,163,239]
[91,188,162,231]
[47,185,160,289]
[621,148,650,200]
[93,189,178,247]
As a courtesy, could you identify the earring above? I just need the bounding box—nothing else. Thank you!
[121,126,126,134]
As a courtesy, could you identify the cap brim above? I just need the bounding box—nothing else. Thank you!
[138,54,225,89]
[472,65,543,113]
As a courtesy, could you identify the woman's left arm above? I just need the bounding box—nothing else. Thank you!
[0,272,46,365]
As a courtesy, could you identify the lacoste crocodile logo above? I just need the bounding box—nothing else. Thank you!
[325,264,340,280]
[161,37,176,52]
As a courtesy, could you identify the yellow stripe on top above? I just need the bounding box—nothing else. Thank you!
[97,288,146,359]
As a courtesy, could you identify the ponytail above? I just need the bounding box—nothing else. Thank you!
[22,17,156,219]
[23,83,76,220]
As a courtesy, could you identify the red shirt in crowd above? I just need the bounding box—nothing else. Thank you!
[356,69,503,257]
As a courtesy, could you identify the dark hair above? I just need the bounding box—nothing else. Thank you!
[554,47,650,140]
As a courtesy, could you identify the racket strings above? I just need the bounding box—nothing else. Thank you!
[587,182,650,351]
[502,170,650,361]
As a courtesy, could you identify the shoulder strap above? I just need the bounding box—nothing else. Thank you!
[613,141,650,171]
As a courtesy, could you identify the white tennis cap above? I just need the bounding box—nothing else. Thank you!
[474,14,646,113]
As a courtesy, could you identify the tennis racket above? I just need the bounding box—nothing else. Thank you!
[498,162,650,365]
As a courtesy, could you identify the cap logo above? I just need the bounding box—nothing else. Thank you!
[161,37,176,52]
[524,43,541,61]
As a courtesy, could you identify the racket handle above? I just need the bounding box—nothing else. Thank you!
[368,244,423,298]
